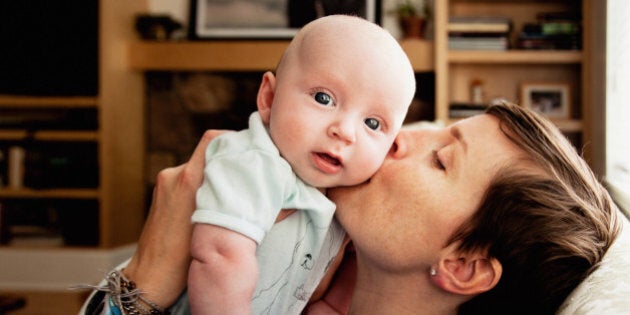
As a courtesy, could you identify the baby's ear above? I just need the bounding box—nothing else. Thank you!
[256,71,276,124]
[430,243,502,296]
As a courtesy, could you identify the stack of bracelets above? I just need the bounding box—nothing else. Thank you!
[88,270,170,315]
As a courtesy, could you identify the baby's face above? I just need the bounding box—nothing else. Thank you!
[265,29,415,188]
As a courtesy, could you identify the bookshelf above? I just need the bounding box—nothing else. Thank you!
[434,0,591,159]
[0,1,147,249]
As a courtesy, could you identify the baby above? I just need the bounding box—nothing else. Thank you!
[189,15,416,314]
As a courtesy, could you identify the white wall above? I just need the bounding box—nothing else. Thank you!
[0,245,135,290]
[606,0,630,213]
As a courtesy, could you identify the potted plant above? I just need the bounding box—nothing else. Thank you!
[394,0,430,39]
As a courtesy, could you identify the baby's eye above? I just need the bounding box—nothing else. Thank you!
[314,92,334,106]
[364,118,381,131]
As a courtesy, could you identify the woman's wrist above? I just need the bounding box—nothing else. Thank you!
[105,269,171,314]
[123,251,190,310]
[98,131,220,312]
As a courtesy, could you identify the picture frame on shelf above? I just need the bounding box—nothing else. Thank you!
[520,82,571,119]
[189,0,379,39]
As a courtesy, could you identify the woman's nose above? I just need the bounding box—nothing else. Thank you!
[388,128,430,159]
[328,120,356,144]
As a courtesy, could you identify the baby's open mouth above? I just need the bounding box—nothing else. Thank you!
[316,152,341,166]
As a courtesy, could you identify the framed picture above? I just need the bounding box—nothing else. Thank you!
[520,82,571,119]
[189,0,379,39]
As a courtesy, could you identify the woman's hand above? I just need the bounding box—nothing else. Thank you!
[123,130,228,308]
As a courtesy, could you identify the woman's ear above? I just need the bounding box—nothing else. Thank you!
[256,71,276,124]
[430,244,502,296]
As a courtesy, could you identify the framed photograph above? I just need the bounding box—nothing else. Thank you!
[189,0,379,39]
[520,82,571,119]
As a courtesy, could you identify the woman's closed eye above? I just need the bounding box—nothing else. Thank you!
[432,150,445,171]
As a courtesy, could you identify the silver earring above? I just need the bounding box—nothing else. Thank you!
[430,268,437,276]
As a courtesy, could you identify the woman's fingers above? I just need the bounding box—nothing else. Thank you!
[189,130,228,169]
[123,130,231,308]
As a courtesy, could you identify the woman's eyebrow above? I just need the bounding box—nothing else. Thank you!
[451,126,468,153]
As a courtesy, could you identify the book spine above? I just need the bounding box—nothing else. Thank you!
[448,23,511,33]
[8,146,25,189]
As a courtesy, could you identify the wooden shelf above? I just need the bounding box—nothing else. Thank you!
[434,0,591,161]
[400,39,434,71]
[448,50,582,64]
[128,39,434,72]
[0,95,98,108]
[0,130,98,141]
[0,188,100,199]
[551,119,584,133]
[128,41,289,71]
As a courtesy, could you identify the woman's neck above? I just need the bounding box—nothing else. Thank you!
[348,255,458,315]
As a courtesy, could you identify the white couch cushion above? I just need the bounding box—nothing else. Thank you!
[557,213,630,314]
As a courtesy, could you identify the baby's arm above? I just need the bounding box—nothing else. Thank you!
[189,223,258,314]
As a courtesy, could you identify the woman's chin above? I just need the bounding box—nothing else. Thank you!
[328,178,370,201]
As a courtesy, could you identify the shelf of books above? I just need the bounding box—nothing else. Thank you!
[447,10,580,52]
[0,98,101,248]
[448,16,511,51]
[436,0,587,151]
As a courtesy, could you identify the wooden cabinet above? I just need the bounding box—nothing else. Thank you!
[0,1,147,249]
[434,0,590,156]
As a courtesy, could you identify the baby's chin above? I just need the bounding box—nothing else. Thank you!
[296,170,336,188]
[298,166,372,190]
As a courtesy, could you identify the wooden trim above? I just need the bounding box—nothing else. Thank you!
[127,40,435,72]
[0,188,100,199]
[0,130,98,141]
[0,96,97,108]
[448,51,582,64]
[128,41,288,71]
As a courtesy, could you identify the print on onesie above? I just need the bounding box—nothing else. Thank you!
[252,212,345,314]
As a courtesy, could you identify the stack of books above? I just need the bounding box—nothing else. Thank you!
[449,103,488,118]
[448,16,512,51]
[517,11,581,50]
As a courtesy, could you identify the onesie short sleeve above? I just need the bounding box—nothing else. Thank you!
[192,113,299,244]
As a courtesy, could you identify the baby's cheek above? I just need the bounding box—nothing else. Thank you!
[347,157,382,184]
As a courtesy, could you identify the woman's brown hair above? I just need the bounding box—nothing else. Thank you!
[455,101,620,314]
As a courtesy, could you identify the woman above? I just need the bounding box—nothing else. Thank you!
[84,102,620,314]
